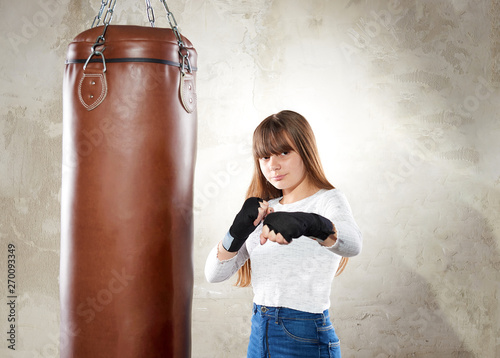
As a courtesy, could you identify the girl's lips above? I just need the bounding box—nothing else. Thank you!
[272,174,286,181]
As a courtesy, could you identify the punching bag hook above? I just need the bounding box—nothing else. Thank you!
[83,50,107,73]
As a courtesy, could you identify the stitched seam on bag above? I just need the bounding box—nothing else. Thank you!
[78,73,107,111]
[92,74,107,110]
[180,74,196,113]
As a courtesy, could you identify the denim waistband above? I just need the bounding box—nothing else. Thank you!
[253,303,330,324]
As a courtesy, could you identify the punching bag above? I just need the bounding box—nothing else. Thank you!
[60,2,197,357]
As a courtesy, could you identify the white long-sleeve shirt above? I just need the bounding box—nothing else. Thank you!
[205,189,362,313]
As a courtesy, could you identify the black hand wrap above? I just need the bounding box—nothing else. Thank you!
[223,197,263,252]
[262,211,335,243]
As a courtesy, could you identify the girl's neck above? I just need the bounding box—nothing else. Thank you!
[280,178,319,204]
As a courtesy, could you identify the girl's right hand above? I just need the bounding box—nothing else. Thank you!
[254,200,273,226]
[222,197,271,252]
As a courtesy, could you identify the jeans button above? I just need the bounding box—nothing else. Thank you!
[261,307,268,313]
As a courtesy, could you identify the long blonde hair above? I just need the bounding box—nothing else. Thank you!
[235,110,348,287]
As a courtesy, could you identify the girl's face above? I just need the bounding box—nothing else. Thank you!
[259,150,308,196]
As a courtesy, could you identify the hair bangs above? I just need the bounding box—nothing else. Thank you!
[253,125,295,159]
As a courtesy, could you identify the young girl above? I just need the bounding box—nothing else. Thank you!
[205,110,362,357]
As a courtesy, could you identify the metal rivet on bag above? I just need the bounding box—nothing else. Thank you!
[188,85,192,90]
[189,98,193,103]
[90,95,94,99]
[91,81,96,85]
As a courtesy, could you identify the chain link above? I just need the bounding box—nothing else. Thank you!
[158,0,192,73]
[102,0,117,27]
[84,0,117,71]
[145,0,155,27]
[159,0,183,46]
[91,0,109,28]
[87,0,192,74]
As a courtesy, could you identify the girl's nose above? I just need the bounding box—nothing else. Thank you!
[269,155,280,171]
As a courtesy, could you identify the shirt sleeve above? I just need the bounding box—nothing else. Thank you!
[322,190,362,257]
[204,232,250,283]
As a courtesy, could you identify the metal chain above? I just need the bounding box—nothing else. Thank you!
[87,0,192,74]
[84,0,117,71]
[101,0,117,29]
[158,0,192,73]
[91,0,109,28]
[158,0,183,46]
[145,0,156,27]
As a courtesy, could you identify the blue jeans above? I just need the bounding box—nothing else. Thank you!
[247,304,341,358]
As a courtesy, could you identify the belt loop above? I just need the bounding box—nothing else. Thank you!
[322,312,326,326]
[275,307,280,324]
[253,303,257,315]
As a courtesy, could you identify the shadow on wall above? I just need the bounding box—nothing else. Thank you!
[349,267,476,358]
[340,192,499,357]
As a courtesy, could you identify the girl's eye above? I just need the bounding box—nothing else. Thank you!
[281,152,289,156]
[260,156,270,161]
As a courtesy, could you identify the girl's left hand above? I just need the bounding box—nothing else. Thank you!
[259,211,335,246]
[260,224,289,245]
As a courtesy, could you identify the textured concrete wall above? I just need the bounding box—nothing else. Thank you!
[1,0,499,357]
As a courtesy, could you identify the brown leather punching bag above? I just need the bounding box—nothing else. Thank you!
[60,2,197,357]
